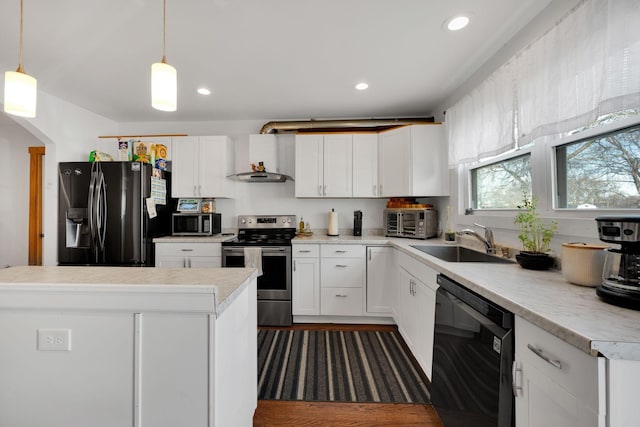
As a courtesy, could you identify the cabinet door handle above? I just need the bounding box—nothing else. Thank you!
[181,249,194,252]
[512,361,523,397]
[335,250,347,253]
[298,250,312,253]
[323,185,327,196]
[372,185,377,195]
[183,258,187,268]
[335,264,348,268]
[293,260,296,272]
[368,249,371,261]
[527,344,562,369]
[336,294,348,298]
[318,185,323,196]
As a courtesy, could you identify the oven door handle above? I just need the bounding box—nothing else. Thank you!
[222,247,288,254]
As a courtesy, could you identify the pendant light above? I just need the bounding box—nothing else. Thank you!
[151,0,177,111]
[4,0,37,118]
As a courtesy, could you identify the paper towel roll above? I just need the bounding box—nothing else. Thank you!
[328,209,339,236]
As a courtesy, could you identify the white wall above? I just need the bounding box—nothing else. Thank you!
[2,91,118,266]
[0,118,42,267]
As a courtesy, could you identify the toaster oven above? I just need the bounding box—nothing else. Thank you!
[384,208,438,239]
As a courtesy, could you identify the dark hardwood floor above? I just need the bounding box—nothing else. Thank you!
[253,323,444,426]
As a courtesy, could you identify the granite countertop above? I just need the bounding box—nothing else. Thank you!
[153,234,236,243]
[295,232,640,361]
[0,266,258,317]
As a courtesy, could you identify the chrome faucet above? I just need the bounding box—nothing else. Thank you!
[457,223,496,254]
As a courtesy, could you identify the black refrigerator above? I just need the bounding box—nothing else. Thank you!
[58,161,173,266]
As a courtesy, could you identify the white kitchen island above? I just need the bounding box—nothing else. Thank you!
[0,266,259,427]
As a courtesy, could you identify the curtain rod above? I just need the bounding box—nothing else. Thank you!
[98,134,188,139]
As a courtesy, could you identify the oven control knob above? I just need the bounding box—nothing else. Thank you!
[419,221,424,226]
[287,218,292,223]
[240,219,246,224]
[248,219,253,224]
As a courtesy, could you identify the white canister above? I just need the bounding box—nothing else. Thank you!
[561,243,610,287]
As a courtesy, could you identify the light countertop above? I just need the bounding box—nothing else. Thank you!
[153,234,236,243]
[0,266,258,317]
[295,233,640,361]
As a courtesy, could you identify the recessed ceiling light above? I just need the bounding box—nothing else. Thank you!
[197,88,211,95]
[355,82,369,90]
[445,15,470,31]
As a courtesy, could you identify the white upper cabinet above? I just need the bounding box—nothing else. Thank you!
[171,136,234,198]
[352,133,379,197]
[295,134,353,197]
[378,124,448,197]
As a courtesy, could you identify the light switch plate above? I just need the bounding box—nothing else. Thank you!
[38,329,72,351]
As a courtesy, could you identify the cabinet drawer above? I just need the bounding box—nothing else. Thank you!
[321,244,365,258]
[516,316,600,411]
[155,243,220,258]
[321,287,363,316]
[292,244,320,258]
[321,258,365,287]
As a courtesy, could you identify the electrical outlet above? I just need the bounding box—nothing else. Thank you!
[38,329,71,351]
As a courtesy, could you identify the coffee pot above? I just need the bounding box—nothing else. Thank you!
[595,216,640,309]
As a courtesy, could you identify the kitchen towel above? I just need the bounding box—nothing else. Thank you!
[244,247,263,276]
[328,209,339,236]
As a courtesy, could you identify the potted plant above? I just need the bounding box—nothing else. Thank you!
[514,194,557,270]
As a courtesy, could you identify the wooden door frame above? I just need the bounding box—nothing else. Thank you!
[28,146,45,265]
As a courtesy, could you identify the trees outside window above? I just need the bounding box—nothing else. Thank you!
[472,154,531,209]
[556,124,640,209]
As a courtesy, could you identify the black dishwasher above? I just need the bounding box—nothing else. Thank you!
[431,274,514,427]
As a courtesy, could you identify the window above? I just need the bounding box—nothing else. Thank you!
[471,154,531,209]
[556,123,640,209]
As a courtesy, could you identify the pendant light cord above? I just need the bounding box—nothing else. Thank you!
[17,0,24,72]
[161,0,167,64]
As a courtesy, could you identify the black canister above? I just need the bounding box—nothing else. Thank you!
[353,210,363,236]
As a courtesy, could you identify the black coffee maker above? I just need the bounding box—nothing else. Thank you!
[353,210,362,236]
[596,216,640,310]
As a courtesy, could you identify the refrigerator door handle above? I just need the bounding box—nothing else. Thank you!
[88,162,99,261]
[96,170,108,257]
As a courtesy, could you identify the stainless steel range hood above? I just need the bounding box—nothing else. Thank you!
[230,134,294,183]
[232,171,293,183]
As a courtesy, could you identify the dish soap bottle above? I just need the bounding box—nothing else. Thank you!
[299,217,305,233]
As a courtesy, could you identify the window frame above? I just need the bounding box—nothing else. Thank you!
[457,114,640,238]
[469,151,533,211]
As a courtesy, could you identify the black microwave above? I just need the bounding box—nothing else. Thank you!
[172,213,221,236]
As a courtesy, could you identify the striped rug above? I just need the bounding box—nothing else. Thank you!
[257,329,431,404]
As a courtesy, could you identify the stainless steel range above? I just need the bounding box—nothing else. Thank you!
[222,215,296,326]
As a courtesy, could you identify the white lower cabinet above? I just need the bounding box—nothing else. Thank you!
[155,242,221,268]
[292,244,321,315]
[514,316,605,427]
[366,246,395,314]
[395,252,438,379]
[320,244,365,316]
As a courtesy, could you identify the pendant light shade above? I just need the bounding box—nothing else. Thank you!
[151,0,176,112]
[4,69,37,117]
[151,59,177,111]
[4,0,37,118]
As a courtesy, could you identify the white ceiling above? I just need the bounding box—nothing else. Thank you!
[0,0,551,123]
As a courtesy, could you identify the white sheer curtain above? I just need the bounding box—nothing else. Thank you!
[447,0,640,165]
[447,59,516,166]
[517,0,640,145]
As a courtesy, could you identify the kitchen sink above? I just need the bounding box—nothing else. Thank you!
[410,245,514,263]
